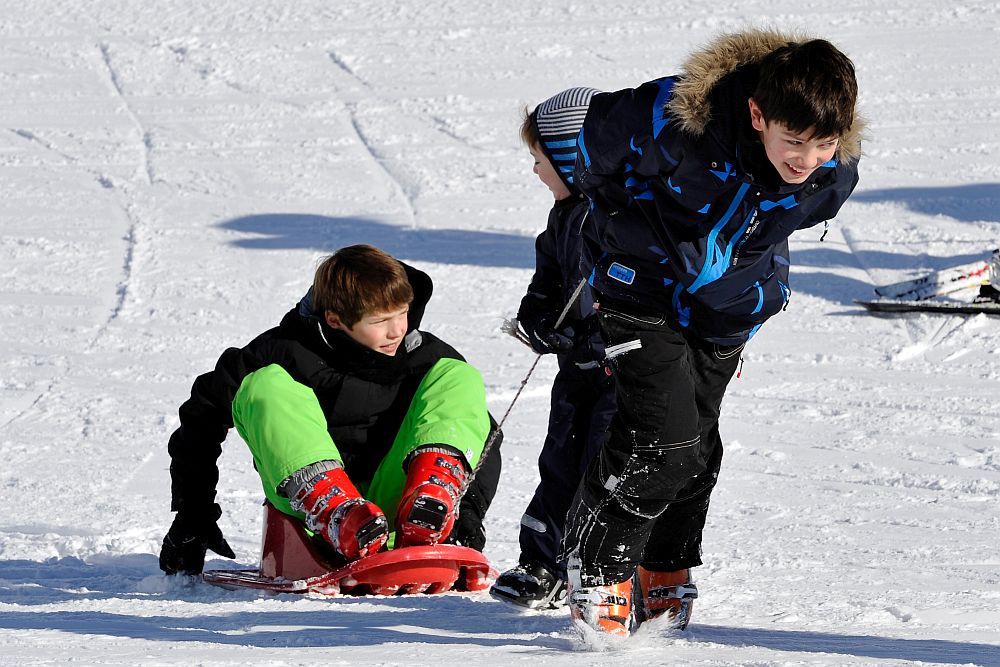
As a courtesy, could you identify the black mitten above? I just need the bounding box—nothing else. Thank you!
[159,503,235,575]
[521,312,575,354]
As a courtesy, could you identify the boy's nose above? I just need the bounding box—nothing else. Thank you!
[805,147,828,167]
[391,319,407,339]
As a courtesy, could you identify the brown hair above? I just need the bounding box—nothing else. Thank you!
[519,105,541,148]
[313,244,413,328]
[753,39,858,140]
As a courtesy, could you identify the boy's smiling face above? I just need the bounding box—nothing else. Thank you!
[529,144,571,200]
[749,98,839,184]
[326,305,410,356]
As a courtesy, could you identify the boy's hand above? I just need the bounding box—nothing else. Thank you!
[159,503,235,575]
[523,313,575,354]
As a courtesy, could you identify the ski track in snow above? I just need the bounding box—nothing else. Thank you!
[1,89,141,432]
[327,47,372,90]
[97,41,154,186]
[345,104,420,228]
[327,44,486,231]
[9,128,77,164]
[1,2,999,666]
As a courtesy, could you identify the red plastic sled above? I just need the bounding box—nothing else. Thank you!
[202,502,496,596]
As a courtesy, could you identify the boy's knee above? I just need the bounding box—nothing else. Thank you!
[232,364,320,433]
[429,358,483,386]
[236,364,296,404]
[590,437,705,521]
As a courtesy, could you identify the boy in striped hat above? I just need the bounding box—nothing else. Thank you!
[489,87,616,610]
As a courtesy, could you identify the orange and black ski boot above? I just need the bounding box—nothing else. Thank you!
[566,557,636,637]
[636,566,698,630]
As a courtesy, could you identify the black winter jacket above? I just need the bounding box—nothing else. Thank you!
[575,30,864,344]
[518,196,604,368]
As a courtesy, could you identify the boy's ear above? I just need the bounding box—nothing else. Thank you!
[748,97,766,132]
[325,311,345,330]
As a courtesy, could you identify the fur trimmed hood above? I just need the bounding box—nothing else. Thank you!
[666,29,864,162]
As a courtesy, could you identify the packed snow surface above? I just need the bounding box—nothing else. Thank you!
[1,1,998,665]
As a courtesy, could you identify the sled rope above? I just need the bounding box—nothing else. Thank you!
[464,278,588,492]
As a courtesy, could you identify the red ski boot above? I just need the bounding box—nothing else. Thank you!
[395,449,467,547]
[288,467,388,561]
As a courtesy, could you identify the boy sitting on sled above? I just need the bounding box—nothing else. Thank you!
[159,244,501,575]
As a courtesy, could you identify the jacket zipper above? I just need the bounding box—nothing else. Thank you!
[731,205,760,267]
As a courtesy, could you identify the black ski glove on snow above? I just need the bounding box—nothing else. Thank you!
[159,503,235,575]
[521,312,575,355]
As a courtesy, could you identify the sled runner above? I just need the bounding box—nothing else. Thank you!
[203,502,496,596]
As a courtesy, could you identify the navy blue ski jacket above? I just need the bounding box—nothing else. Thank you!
[518,195,604,368]
[575,30,864,344]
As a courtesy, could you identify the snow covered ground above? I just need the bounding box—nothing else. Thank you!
[1,0,999,664]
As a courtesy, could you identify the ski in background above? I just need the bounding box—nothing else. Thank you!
[871,251,997,300]
[858,297,1000,315]
[857,249,1000,315]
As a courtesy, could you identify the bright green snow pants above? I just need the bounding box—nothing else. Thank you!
[231,358,490,535]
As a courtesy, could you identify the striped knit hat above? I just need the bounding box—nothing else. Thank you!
[533,87,601,190]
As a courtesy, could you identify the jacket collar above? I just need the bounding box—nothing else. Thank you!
[666,29,864,164]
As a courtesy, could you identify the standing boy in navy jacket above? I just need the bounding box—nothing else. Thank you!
[489,88,617,610]
[560,30,864,636]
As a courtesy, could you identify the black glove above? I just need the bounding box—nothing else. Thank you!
[447,492,487,552]
[159,503,235,575]
[522,312,575,354]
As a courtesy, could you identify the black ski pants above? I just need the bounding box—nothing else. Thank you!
[561,305,742,585]
[519,357,615,578]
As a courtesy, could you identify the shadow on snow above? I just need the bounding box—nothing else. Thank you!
[692,623,997,666]
[791,182,1000,305]
[790,245,993,310]
[218,213,536,270]
[0,606,573,652]
[0,555,571,651]
[851,182,1000,224]
[216,189,1000,310]
[0,557,996,661]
